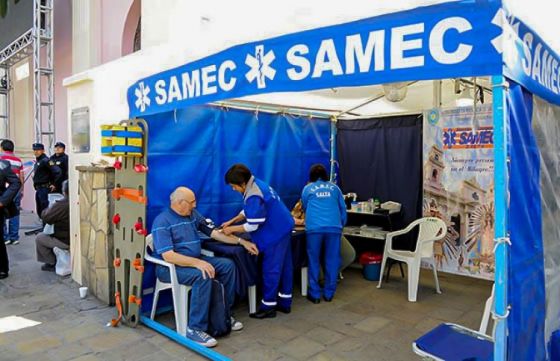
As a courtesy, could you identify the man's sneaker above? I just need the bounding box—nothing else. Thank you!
[10,240,19,245]
[186,328,218,348]
[231,317,243,331]
[4,240,11,245]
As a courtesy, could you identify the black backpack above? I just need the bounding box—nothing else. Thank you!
[207,280,231,337]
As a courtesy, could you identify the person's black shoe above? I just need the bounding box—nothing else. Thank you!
[276,306,291,314]
[249,309,277,319]
[306,295,320,304]
[41,264,55,272]
[323,296,333,302]
[0,272,8,279]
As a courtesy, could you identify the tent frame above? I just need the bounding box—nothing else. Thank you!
[124,1,560,359]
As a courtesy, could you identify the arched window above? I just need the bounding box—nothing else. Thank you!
[122,0,141,56]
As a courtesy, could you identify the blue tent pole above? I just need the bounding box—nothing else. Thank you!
[141,315,232,361]
[329,117,337,182]
[492,75,509,361]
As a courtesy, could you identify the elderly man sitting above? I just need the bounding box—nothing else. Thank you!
[36,180,69,272]
[151,187,258,347]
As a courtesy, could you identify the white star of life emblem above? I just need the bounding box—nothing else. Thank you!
[134,82,151,112]
[491,8,520,69]
[245,45,276,89]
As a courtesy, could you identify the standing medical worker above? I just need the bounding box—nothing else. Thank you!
[301,164,347,303]
[222,164,294,319]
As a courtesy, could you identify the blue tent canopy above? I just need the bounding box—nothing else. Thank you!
[127,1,560,360]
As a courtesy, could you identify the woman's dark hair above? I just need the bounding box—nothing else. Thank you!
[0,139,14,152]
[309,164,329,182]
[225,163,252,185]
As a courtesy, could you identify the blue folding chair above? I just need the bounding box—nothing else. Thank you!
[413,286,494,360]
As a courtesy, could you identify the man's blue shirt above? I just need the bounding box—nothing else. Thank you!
[151,208,213,259]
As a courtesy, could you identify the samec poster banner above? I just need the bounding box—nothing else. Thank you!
[423,104,494,280]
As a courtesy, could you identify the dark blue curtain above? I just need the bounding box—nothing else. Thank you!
[507,81,546,360]
[336,115,423,238]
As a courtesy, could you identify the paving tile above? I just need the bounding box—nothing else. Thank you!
[353,316,391,333]
[68,355,103,361]
[4,324,45,341]
[427,307,466,322]
[138,351,185,361]
[81,330,142,353]
[275,355,300,361]
[414,317,447,334]
[230,345,284,361]
[278,336,326,360]
[306,326,346,346]
[47,342,92,361]
[61,323,106,343]
[15,335,62,355]
[278,316,318,334]
[327,337,368,354]
[0,348,25,361]
[308,351,349,361]
[360,340,417,361]
[338,300,379,316]
[0,332,14,346]
[95,339,161,361]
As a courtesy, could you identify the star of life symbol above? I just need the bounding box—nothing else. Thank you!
[134,81,151,112]
[245,45,276,89]
[491,8,520,70]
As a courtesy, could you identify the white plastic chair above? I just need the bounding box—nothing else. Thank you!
[479,285,495,335]
[144,234,191,336]
[377,217,447,302]
[301,267,308,296]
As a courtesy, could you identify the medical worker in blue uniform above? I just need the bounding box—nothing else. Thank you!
[222,164,295,319]
[301,164,347,303]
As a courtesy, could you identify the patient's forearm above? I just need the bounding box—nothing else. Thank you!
[211,229,240,245]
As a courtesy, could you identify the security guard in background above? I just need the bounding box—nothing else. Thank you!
[32,143,61,222]
[50,141,68,192]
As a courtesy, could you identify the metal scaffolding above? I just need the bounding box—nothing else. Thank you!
[0,0,55,148]
[0,66,10,137]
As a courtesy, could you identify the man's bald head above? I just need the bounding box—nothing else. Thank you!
[170,187,197,216]
[170,187,194,203]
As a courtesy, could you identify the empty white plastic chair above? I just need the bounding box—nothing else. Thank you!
[144,234,191,336]
[377,217,447,302]
[479,285,495,335]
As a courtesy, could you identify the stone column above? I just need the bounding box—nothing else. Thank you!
[76,166,115,305]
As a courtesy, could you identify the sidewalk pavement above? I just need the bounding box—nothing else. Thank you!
[1,212,492,361]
